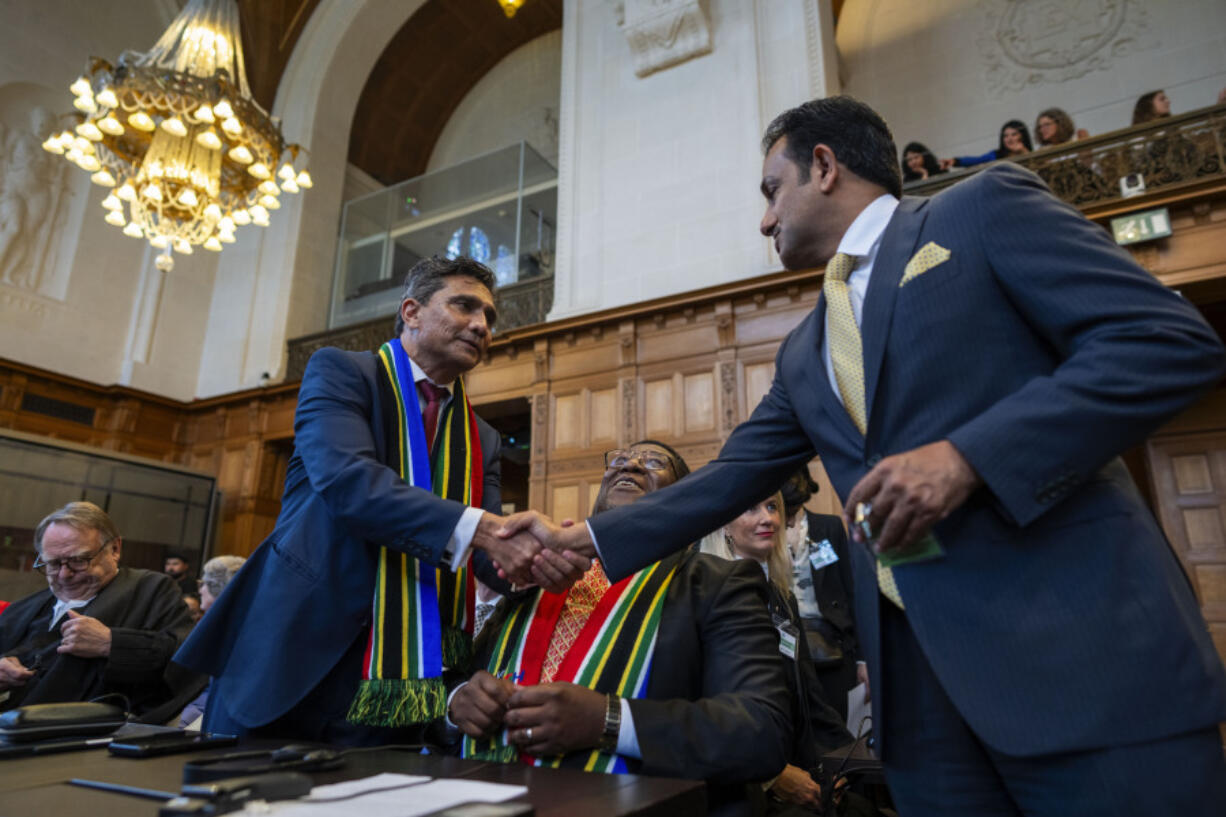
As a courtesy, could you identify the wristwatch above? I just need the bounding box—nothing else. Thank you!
[598,693,621,754]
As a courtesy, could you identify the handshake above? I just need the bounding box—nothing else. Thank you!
[472,511,597,593]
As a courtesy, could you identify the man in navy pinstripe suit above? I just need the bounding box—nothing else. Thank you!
[506,97,1226,815]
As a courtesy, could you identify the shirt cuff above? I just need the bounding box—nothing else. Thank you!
[615,697,640,759]
[444,507,485,571]
[444,682,467,728]
[585,520,606,563]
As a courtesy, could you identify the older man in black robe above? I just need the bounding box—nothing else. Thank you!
[0,502,196,717]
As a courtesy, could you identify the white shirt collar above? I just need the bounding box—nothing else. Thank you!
[49,597,92,630]
[835,194,899,261]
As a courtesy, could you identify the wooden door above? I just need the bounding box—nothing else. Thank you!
[1147,432,1226,680]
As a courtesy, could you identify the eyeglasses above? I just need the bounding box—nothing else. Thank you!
[32,539,113,575]
[604,449,674,473]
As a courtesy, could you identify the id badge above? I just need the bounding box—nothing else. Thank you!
[772,613,799,660]
[808,538,839,571]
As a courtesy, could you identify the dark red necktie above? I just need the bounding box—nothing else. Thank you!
[419,381,449,451]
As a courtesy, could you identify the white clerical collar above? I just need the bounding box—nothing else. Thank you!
[836,193,899,260]
[49,597,92,630]
[407,355,454,395]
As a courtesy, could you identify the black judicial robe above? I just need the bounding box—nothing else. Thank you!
[0,567,196,716]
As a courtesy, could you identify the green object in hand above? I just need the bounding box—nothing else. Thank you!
[876,532,945,567]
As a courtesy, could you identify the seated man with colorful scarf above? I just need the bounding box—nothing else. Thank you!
[449,440,793,810]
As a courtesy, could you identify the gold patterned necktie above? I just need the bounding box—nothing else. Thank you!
[823,253,904,609]
[540,559,611,682]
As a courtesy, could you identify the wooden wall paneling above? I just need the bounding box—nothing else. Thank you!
[683,371,715,433]
[552,390,584,450]
[465,347,538,403]
[1147,431,1226,671]
[590,387,617,445]
[643,377,674,439]
[742,359,776,418]
[550,483,582,525]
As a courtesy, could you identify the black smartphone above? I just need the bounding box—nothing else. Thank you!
[108,731,238,758]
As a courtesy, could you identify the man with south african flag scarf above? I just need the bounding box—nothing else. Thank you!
[176,257,583,745]
[449,440,794,812]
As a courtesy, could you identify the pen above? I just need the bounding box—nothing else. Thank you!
[70,778,178,801]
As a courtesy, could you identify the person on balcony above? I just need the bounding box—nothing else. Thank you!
[940,120,1032,170]
[900,142,945,182]
[1034,108,1089,148]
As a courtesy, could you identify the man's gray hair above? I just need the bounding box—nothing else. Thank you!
[34,501,120,553]
[392,255,497,337]
[200,555,246,599]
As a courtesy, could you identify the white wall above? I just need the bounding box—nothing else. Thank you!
[427,30,563,172]
[549,0,836,319]
[0,0,224,400]
[837,0,1226,161]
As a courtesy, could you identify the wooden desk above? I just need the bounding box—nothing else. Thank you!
[0,743,706,817]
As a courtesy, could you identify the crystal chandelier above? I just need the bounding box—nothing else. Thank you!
[41,0,310,271]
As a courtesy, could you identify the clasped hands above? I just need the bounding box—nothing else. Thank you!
[448,670,607,757]
[473,511,597,593]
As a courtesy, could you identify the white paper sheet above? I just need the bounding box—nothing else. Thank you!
[846,682,872,737]
[246,773,529,817]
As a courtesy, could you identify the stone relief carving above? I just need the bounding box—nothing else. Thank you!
[0,106,72,296]
[611,0,713,78]
[977,0,1153,93]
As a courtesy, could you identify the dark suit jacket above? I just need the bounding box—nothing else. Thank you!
[0,568,195,715]
[175,347,502,728]
[473,552,793,788]
[804,511,857,662]
[764,580,853,767]
[588,164,1226,757]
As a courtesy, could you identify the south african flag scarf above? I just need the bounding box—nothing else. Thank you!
[346,339,482,727]
[463,548,685,773]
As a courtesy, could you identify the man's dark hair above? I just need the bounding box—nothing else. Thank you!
[779,467,820,520]
[393,255,497,337]
[762,96,902,197]
[633,439,691,479]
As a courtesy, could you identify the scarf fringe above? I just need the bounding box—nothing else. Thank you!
[442,625,471,669]
[469,738,523,764]
[346,677,448,726]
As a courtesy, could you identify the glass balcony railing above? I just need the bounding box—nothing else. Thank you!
[329,141,557,329]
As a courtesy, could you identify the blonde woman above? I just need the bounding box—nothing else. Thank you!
[703,493,850,813]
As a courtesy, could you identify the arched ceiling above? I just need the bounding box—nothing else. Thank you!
[233,0,561,185]
[346,0,563,185]
[237,0,324,113]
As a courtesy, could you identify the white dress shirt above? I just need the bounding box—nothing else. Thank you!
[821,194,899,402]
[49,597,92,629]
[405,356,485,571]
